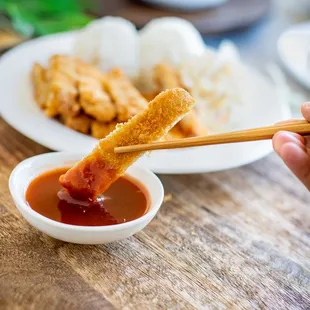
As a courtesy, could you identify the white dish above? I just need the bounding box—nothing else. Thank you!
[278,21,310,90]
[9,152,164,244]
[0,32,291,174]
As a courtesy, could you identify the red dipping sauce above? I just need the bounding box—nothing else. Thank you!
[26,168,149,226]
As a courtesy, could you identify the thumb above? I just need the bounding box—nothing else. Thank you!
[301,102,310,122]
[273,132,310,191]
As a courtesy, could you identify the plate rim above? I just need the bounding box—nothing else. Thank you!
[277,21,310,91]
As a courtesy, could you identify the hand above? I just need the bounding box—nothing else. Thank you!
[272,102,310,191]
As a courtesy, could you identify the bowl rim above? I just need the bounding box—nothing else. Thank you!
[9,152,164,232]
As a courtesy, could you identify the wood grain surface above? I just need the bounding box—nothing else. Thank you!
[1,2,310,307]
[1,114,310,310]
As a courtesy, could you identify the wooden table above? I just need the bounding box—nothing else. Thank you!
[1,1,310,309]
[1,121,310,309]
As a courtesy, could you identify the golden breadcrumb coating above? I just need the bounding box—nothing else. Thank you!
[45,55,80,117]
[154,63,182,90]
[163,126,185,141]
[62,114,91,134]
[104,68,148,122]
[153,63,207,137]
[75,60,103,81]
[60,88,195,200]
[31,55,206,146]
[78,76,116,122]
[140,91,157,102]
[177,110,208,137]
[31,63,48,108]
[91,121,117,139]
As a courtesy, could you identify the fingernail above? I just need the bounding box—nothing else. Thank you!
[273,131,303,154]
[273,131,284,154]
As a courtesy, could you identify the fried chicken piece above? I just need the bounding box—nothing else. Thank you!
[48,55,78,79]
[76,60,104,81]
[139,63,181,102]
[141,91,158,102]
[31,55,119,127]
[154,63,182,90]
[153,63,207,137]
[31,63,48,109]
[60,88,195,200]
[56,91,80,117]
[104,68,148,122]
[91,121,117,139]
[78,76,116,122]
[45,55,80,117]
[62,114,91,134]
[163,126,185,141]
[177,110,207,137]
[179,111,207,137]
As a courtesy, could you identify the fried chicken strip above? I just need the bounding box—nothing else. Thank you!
[163,126,185,141]
[76,59,104,81]
[91,121,117,139]
[60,88,195,200]
[45,55,80,117]
[153,63,207,137]
[31,63,48,109]
[62,114,91,134]
[78,76,116,122]
[154,63,182,90]
[104,68,148,122]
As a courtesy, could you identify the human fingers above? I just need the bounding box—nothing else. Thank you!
[273,132,310,190]
[273,131,305,153]
[301,102,310,122]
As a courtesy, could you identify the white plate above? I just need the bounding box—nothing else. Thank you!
[0,32,291,174]
[278,21,310,90]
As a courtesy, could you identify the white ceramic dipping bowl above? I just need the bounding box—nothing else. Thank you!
[9,152,164,244]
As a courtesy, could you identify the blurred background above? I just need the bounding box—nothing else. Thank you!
[0,0,309,112]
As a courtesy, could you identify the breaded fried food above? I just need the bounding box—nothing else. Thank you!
[75,55,115,121]
[154,63,182,90]
[163,126,185,141]
[60,88,195,200]
[140,91,157,102]
[31,63,48,108]
[76,60,104,81]
[153,63,207,138]
[177,109,207,137]
[179,112,207,137]
[62,114,91,134]
[104,68,148,122]
[79,76,116,122]
[179,111,207,137]
[91,121,117,139]
[45,55,80,117]
[32,55,117,122]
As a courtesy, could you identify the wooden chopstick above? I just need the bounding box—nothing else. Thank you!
[114,119,310,154]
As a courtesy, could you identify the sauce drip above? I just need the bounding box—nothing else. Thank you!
[26,167,149,226]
